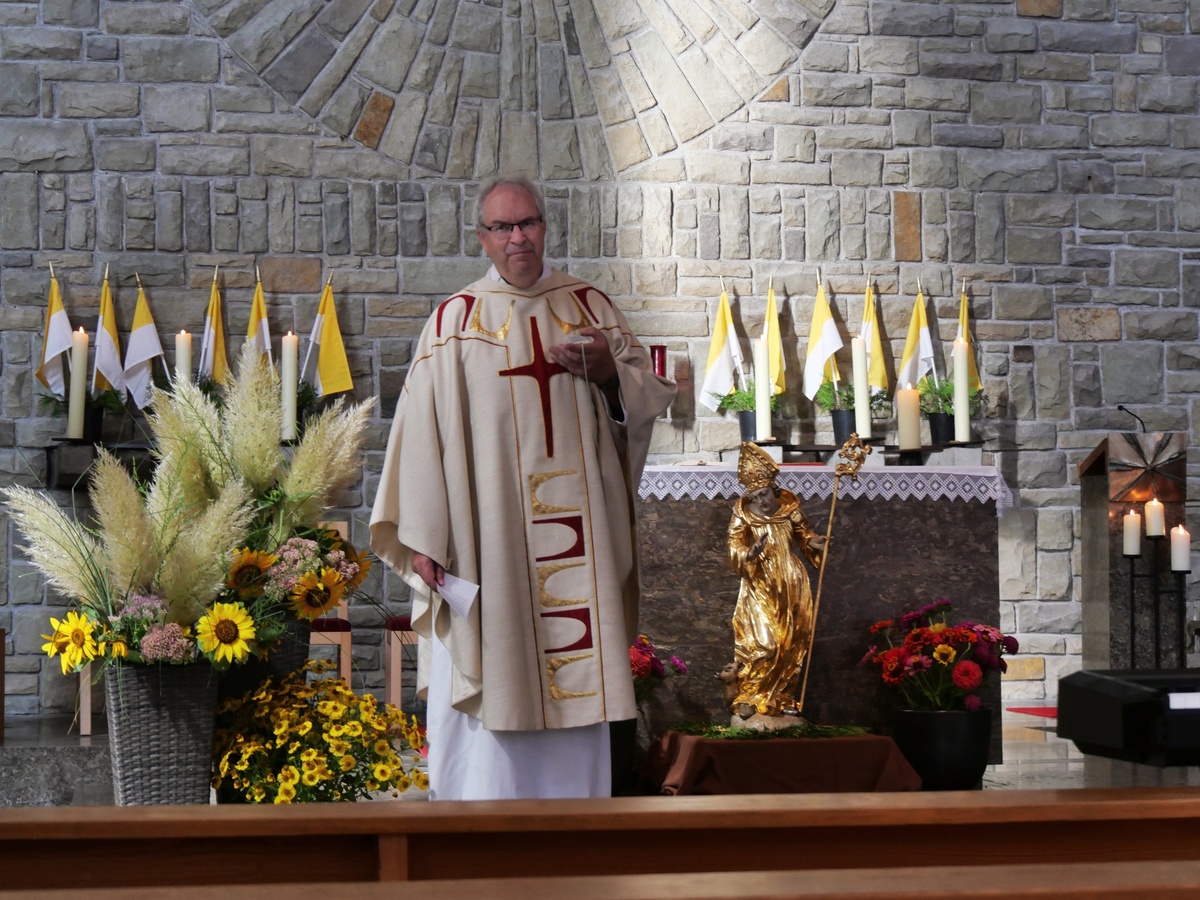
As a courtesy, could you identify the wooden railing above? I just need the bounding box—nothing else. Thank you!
[4,788,1200,890]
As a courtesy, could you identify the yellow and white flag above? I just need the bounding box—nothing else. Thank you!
[36,269,74,398]
[302,280,353,396]
[123,284,165,409]
[764,280,785,395]
[246,276,275,376]
[802,280,843,400]
[198,272,229,385]
[699,287,745,411]
[957,284,982,393]
[896,289,936,392]
[860,280,888,395]
[92,273,125,396]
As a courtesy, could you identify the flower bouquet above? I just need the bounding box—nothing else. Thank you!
[5,344,374,804]
[629,634,688,704]
[862,600,1018,712]
[6,343,374,676]
[213,659,427,803]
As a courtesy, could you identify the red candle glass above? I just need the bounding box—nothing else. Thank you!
[649,345,667,378]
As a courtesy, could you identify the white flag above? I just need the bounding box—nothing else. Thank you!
[123,286,165,409]
[92,275,125,397]
[246,278,275,376]
[699,288,745,411]
[36,272,73,399]
[896,290,936,392]
[802,281,843,400]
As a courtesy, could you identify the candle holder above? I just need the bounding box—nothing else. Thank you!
[1126,535,1188,669]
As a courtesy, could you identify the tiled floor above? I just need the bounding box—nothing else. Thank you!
[985,703,1200,790]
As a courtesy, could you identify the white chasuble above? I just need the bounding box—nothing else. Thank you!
[371,269,676,732]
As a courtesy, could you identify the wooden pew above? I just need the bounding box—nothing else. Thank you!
[3,789,1200,890]
[6,861,1200,899]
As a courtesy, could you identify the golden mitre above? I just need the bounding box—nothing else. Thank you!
[737,441,778,492]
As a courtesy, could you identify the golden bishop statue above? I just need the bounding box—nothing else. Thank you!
[726,442,828,721]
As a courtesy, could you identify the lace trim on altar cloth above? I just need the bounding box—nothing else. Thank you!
[638,465,1013,513]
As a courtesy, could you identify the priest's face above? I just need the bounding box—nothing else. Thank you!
[477,183,546,289]
[748,486,780,516]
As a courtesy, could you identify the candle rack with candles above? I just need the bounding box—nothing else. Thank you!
[1124,533,1189,669]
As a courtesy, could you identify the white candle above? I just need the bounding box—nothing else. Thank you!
[66,327,88,440]
[953,338,970,443]
[1146,498,1165,537]
[754,336,771,441]
[281,331,299,442]
[1123,511,1141,556]
[851,336,871,439]
[897,382,920,451]
[175,330,192,383]
[1171,524,1191,572]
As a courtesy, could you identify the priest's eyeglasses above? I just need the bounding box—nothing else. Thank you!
[480,216,545,235]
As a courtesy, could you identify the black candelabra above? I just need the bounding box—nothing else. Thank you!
[1125,535,1189,669]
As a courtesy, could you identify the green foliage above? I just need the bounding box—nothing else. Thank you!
[917,376,984,416]
[38,388,125,417]
[670,721,869,740]
[813,378,892,415]
[717,382,778,413]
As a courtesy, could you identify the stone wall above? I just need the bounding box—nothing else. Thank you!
[2,0,1198,715]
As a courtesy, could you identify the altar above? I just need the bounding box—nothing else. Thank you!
[634,465,1009,760]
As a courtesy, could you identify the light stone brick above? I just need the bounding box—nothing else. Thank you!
[57,84,139,119]
[1114,249,1179,288]
[802,74,872,107]
[122,37,221,83]
[143,86,210,133]
[1035,345,1071,419]
[629,31,713,143]
[1124,310,1198,341]
[831,152,883,187]
[805,188,840,260]
[0,121,92,173]
[959,150,1056,192]
[736,21,796,78]
[688,152,749,184]
[1101,343,1164,403]
[999,507,1038,600]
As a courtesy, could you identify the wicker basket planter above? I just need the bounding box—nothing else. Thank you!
[105,663,219,805]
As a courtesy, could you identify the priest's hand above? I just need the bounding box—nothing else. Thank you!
[412,552,445,591]
[807,534,829,556]
[548,327,617,386]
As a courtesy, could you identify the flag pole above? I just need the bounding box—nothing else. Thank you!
[723,275,747,391]
[918,277,939,387]
[49,261,55,279]
[797,434,870,713]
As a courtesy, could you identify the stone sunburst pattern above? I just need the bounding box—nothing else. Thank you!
[196,0,824,179]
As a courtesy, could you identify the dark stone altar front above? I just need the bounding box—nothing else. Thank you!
[634,465,1008,761]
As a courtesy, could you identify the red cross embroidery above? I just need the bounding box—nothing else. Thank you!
[499,317,569,458]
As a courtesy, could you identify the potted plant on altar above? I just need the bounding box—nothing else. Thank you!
[814,378,890,446]
[917,377,984,446]
[861,600,1018,790]
[718,382,778,443]
[5,343,376,805]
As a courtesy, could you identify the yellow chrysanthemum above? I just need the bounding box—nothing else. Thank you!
[373,762,393,782]
[41,611,99,674]
[99,637,128,659]
[196,601,257,665]
[280,765,300,785]
[275,783,296,804]
[300,748,320,763]
[289,567,346,620]
[344,720,363,738]
[252,785,267,802]
[296,720,313,736]
[226,548,277,598]
[340,754,357,773]
[373,739,392,757]
[933,644,957,666]
[301,770,322,787]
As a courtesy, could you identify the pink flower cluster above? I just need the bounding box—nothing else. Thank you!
[140,623,196,663]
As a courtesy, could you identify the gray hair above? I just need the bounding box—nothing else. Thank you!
[474,176,547,227]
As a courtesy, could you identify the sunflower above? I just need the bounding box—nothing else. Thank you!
[41,611,98,674]
[226,548,277,599]
[289,568,346,620]
[196,602,257,665]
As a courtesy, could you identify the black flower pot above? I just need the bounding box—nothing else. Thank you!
[737,409,756,443]
[830,408,856,447]
[891,708,992,791]
[927,411,954,446]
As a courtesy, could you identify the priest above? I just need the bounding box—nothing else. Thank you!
[371,176,676,800]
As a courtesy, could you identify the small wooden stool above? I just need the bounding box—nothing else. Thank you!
[384,616,418,708]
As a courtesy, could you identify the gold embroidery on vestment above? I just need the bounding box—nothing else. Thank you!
[537,561,586,607]
[548,296,593,335]
[546,653,597,700]
[469,298,514,340]
[528,470,581,515]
